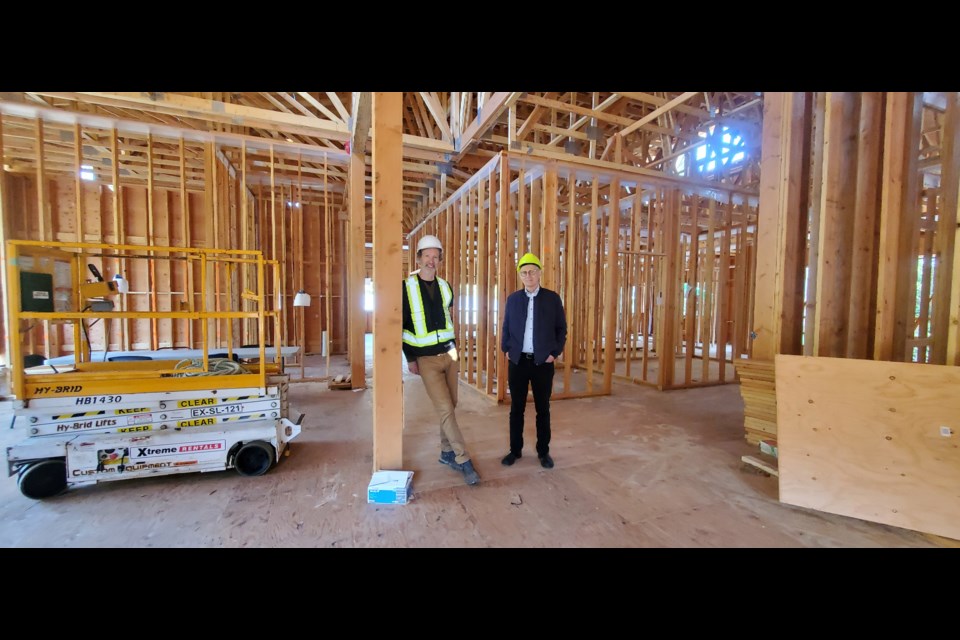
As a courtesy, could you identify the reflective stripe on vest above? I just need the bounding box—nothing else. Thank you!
[403,275,455,347]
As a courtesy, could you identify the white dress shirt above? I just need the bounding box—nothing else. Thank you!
[522,286,539,353]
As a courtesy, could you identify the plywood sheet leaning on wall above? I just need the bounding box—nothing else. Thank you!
[776,354,960,541]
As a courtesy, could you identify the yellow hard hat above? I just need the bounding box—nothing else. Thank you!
[517,252,543,272]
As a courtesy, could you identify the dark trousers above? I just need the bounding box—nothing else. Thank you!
[508,357,555,457]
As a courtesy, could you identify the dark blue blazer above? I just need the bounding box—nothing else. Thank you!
[501,287,567,366]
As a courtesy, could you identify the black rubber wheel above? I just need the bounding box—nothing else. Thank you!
[18,459,67,499]
[234,441,275,477]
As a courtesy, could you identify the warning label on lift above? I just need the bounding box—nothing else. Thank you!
[177,418,217,428]
[25,386,277,410]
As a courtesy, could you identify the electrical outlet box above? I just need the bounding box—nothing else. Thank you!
[20,271,54,312]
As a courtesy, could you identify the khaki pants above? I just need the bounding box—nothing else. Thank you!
[416,349,470,465]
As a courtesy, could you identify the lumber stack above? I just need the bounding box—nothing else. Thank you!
[734,359,777,445]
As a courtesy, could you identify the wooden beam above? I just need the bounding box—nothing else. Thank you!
[1,98,350,163]
[326,92,351,123]
[63,91,350,139]
[523,94,632,128]
[616,91,711,117]
[516,93,561,143]
[457,92,523,158]
[752,93,785,361]
[296,91,344,123]
[350,92,372,156]
[418,92,453,143]
[6,96,451,161]
[620,92,699,138]
[371,92,404,471]
[545,93,624,147]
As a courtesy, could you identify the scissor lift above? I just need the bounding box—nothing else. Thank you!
[4,240,303,499]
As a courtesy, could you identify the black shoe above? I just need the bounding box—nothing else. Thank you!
[461,460,480,485]
[501,452,521,466]
[539,454,554,469]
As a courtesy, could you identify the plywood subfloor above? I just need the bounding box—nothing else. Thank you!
[0,346,948,548]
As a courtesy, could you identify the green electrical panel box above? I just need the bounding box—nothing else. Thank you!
[20,271,54,313]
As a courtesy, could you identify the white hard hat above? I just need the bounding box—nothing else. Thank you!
[416,234,443,252]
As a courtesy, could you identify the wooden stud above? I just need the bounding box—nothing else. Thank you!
[0,117,9,366]
[563,175,576,393]
[518,166,527,256]
[325,153,332,373]
[371,91,404,471]
[642,192,656,382]
[937,93,960,365]
[467,185,476,385]
[180,137,194,347]
[846,92,883,359]
[241,142,251,345]
[478,175,490,394]
[659,190,681,389]
[804,92,826,356]
[349,140,367,387]
[603,175,620,392]
[531,174,542,258]
[146,134,159,350]
[496,153,512,403]
[718,195,734,381]
[702,198,717,381]
[73,123,84,243]
[543,166,559,291]
[875,92,923,361]
[684,202,697,385]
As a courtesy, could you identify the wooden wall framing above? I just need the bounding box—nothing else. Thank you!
[408,151,759,403]
[0,112,349,367]
[738,91,960,444]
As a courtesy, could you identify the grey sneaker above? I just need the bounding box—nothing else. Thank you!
[438,450,463,471]
[461,460,480,485]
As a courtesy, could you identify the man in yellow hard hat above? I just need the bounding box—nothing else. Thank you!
[401,234,480,485]
[499,252,567,469]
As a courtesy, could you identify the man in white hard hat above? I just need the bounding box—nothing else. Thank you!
[401,234,481,485]
[499,252,567,469]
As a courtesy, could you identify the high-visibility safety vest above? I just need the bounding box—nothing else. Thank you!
[403,275,455,348]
